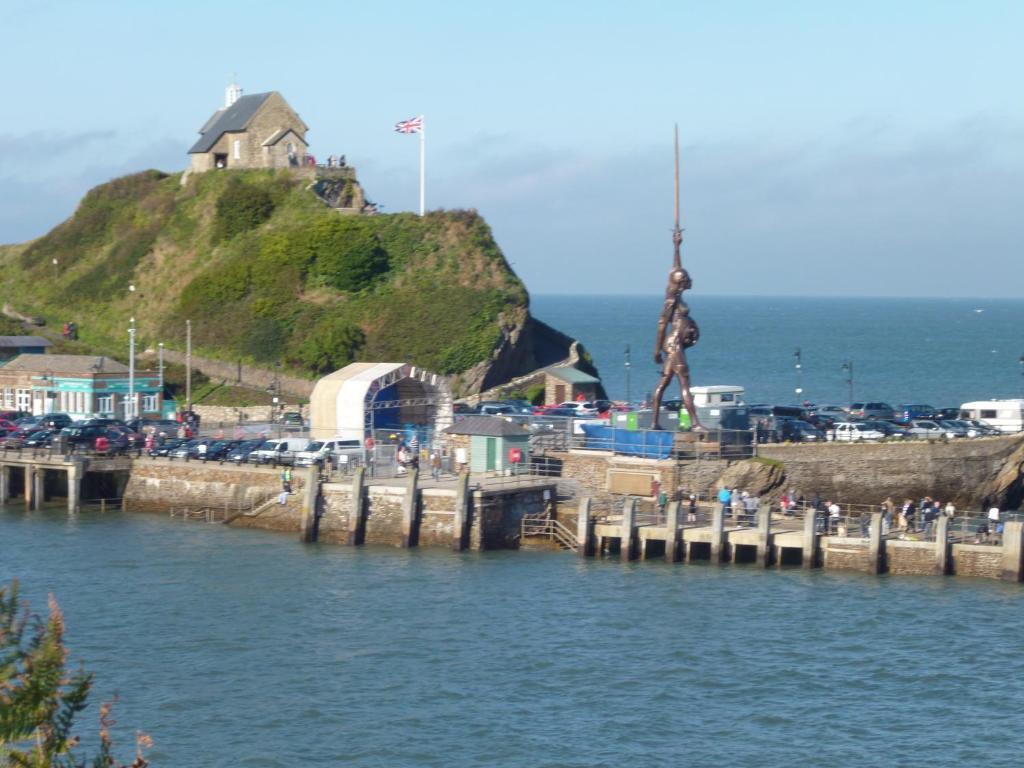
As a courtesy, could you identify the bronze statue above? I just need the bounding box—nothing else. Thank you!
[650,129,704,431]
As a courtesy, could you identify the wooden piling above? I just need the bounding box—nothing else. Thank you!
[400,468,419,548]
[576,497,594,557]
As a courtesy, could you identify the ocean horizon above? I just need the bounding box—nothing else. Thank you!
[532,294,1024,407]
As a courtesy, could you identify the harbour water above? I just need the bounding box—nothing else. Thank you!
[533,295,1024,406]
[4,506,1024,767]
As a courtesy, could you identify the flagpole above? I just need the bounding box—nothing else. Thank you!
[419,115,425,216]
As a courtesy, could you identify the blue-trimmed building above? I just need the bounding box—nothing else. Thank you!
[0,354,164,420]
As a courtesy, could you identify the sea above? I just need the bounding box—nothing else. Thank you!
[4,295,1024,767]
[532,295,1024,407]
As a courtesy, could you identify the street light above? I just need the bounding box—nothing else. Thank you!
[793,347,803,403]
[128,317,136,421]
[158,342,165,394]
[841,360,854,408]
[624,344,632,405]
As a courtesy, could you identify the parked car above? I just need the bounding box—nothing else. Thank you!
[250,438,312,465]
[809,404,849,420]
[0,410,31,422]
[168,438,217,459]
[198,440,240,461]
[934,407,963,421]
[906,420,944,439]
[148,437,187,457]
[478,403,515,415]
[785,419,826,442]
[937,420,970,438]
[964,419,1001,437]
[280,411,305,428]
[502,400,535,414]
[557,401,599,417]
[42,413,73,430]
[81,417,126,428]
[893,404,936,425]
[858,420,909,439]
[60,424,112,447]
[831,422,885,442]
[23,429,59,448]
[848,402,896,420]
[226,439,266,463]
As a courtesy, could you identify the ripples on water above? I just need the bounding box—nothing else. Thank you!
[3,508,1024,767]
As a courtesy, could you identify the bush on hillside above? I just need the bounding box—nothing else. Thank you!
[213,177,276,242]
[291,316,366,375]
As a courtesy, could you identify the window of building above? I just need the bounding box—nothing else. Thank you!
[97,395,113,414]
[233,139,241,160]
[142,394,158,413]
[16,389,30,412]
[2,388,12,408]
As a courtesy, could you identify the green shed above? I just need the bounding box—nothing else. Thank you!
[443,416,531,474]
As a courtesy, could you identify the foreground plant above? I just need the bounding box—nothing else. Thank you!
[0,581,150,767]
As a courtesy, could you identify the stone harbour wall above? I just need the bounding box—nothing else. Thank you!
[124,459,286,515]
[821,538,874,573]
[951,545,1003,579]
[886,540,936,576]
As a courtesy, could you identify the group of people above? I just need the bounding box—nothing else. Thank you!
[60,321,78,341]
[715,487,763,526]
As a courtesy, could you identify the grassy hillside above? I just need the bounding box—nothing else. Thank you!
[0,169,528,380]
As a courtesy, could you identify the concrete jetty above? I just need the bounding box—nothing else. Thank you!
[0,450,131,513]
[577,501,1024,582]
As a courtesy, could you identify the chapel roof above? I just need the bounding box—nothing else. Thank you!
[188,92,274,154]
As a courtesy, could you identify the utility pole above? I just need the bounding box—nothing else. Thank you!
[158,341,165,393]
[186,319,192,412]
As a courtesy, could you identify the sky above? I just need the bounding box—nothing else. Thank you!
[2,0,1022,297]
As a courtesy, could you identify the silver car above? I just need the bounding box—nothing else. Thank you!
[907,420,944,439]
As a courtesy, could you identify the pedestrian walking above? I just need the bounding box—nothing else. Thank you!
[687,494,698,523]
[430,450,441,481]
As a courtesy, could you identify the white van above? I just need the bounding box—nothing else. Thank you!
[959,400,1024,434]
[294,439,362,467]
[251,437,312,465]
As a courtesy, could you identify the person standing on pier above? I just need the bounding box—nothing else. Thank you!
[718,486,731,518]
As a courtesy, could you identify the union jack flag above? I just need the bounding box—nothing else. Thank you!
[394,115,423,134]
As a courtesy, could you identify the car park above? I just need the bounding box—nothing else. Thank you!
[848,402,896,420]
[831,422,885,442]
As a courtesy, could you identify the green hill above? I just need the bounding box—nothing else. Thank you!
[0,169,568,393]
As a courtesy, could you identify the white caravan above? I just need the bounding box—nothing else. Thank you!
[691,386,745,408]
[959,400,1024,434]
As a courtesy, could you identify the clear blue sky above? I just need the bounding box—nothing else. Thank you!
[2,0,1021,297]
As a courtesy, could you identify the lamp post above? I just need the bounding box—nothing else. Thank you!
[841,360,854,408]
[128,317,136,421]
[158,342,165,392]
[793,347,803,403]
[624,344,632,405]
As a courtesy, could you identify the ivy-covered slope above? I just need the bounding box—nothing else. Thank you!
[0,169,564,390]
